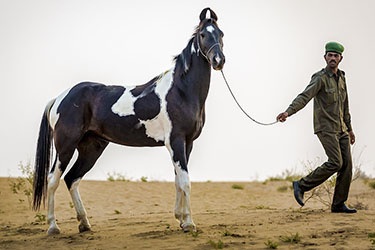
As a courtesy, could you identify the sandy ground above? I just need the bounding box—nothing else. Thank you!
[0,177,374,250]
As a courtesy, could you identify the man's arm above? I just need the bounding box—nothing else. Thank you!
[277,74,322,122]
[343,85,355,144]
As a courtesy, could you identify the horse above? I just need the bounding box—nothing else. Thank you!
[33,7,225,235]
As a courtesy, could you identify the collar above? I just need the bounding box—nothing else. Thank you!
[324,66,342,78]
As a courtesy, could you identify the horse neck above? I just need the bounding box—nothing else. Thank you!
[188,54,211,105]
[173,39,212,109]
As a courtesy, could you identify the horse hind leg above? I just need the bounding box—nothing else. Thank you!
[46,104,87,235]
[64,133,108,233]
[47,151,74,235]
[46,156,62,235]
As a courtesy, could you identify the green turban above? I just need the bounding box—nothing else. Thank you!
[325,42,344,54]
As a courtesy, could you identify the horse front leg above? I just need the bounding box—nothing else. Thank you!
[167,138,196,232]
[174,172,184,226]
[175,165,195,232]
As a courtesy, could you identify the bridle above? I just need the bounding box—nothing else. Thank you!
[196,30,222,63]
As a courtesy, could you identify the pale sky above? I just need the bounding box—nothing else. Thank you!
[1,0,374,182]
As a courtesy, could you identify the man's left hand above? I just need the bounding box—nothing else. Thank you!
[349,131,355,145]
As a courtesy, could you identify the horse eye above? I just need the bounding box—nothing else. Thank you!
[200,32,205,38]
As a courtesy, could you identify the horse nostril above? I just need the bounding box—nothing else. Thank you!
[215,55,221,64]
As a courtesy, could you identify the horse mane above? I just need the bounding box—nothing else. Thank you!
[173,18,217,77]
[173,32,197,78]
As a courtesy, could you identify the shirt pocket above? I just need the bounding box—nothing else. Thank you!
[325,88,337,104]
[339,84,346,101]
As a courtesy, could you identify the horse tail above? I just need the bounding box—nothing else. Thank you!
[32,99,55,211]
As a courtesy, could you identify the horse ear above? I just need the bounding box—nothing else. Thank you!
[209,9,218,21]
[199,8,210,21]
[199,8,218,22]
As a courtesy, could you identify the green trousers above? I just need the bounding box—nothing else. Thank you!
[298,131,353,207]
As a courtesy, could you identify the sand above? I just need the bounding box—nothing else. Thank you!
[0,177,374,249]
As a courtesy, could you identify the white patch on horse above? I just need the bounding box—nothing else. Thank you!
[191,42,196,54]
[215,53,221,64]
[173,160,194,229]
[206,25,215,33]
[47,160,62,234]
[111,86,137,116]
[49,88,72,130]
[69,178,91,230]
[181,53,188,73]
[140,69,174,144]
[70,178,84,217]
[205,10,211,19]
[174,162,190,196]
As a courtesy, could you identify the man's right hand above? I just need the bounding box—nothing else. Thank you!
[277,112,288,122]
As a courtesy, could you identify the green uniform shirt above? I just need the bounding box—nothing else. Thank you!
[286,67,352,134]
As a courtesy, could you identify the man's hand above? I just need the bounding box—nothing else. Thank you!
[277,112,289,122]
[349,131,355,145]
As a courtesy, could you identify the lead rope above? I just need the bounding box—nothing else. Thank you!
[220,69,278,126]
[197,34,278,126]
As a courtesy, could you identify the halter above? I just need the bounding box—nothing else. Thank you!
[196,33,221,63]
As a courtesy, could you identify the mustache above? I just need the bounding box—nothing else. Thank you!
[329,60,337,63]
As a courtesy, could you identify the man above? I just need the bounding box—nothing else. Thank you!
[277,41,356,213]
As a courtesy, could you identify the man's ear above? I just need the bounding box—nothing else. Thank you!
[339,55,343,62]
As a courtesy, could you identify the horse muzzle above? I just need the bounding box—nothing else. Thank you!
[209,51,225,70]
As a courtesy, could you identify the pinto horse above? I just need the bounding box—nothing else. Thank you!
[33,8,225,235]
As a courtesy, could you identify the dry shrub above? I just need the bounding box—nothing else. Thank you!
[9,161,33,208]
[107,172,131,182]
[303,147,369,208]
[279,232,301,243]
[367,180,375,189]
[264,239,278,249]
[266,168,303,183]
[231,184,244,190]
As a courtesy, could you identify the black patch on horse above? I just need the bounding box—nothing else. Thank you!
[134,85,161,120]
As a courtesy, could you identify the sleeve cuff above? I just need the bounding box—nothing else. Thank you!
[285,107,296,117]
[346,124,352,132]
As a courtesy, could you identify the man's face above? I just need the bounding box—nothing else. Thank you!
[324,52,342,68]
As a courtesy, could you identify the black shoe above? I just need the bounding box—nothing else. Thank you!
[331,204,357,213]
[292,181,304,207]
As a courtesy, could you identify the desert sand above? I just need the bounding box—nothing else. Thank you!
[0,177,374,249]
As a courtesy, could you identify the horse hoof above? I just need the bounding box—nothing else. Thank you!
[47,227,61,235]
[182,223,196,233]
[79,224,91,233]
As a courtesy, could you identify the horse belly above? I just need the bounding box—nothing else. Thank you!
[107,129,165,147]
[92,113,171,147]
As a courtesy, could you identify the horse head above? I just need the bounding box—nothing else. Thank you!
[197,8,225,70]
